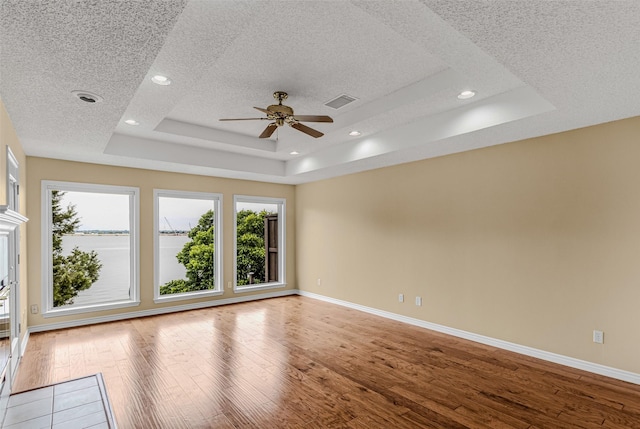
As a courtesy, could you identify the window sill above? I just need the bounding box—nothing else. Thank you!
[42,300,140,318]
[234,282,286,293]
[154,289,223,304]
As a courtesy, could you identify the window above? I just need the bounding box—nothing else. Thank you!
[41,181,140,317]
[154,190,222,302]
[234,195,285,291]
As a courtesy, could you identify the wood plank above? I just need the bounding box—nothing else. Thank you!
[13,296,640,428]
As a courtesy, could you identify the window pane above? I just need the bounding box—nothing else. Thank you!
[236,201,279,286]
[158,196,216,295]
[52,190,131,308]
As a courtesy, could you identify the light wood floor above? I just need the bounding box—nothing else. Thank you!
[14,296,640,428]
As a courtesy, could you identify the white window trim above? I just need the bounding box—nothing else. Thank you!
[233,195,286,293]
[41,181,140,317]
[153,189,223,303]
[6,147,19,211]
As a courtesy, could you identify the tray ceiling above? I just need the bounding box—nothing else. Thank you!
[1,0,639,184]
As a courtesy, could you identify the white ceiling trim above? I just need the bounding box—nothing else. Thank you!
[106,85,554,182]
[154,118,277,152]
[287,86,555,177]
[105,134,285,177]
[327,68,464,135]
[2,0,640,185]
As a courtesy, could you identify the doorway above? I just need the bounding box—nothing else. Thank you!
[6,147,20,385]
[0,147,27,424]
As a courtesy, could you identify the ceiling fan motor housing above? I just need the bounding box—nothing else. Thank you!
[267,104,294,117]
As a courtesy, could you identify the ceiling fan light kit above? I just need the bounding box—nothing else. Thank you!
[219,91,333,139]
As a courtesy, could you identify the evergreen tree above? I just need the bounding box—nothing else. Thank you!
[51,190,102,306]
[235,209,270,286]
[160,210,214,294]
[160,209,273,294]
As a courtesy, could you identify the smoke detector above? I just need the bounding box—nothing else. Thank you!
[71,90,104,103]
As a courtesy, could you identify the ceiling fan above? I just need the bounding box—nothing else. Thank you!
[219,91,333,139]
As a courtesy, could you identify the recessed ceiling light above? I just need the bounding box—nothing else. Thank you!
[290,151,299,155]
[124,119,139,126]
[151,75,171,85]
[349,130,361,136]
[71,90,103,103]
[457,90,476,100]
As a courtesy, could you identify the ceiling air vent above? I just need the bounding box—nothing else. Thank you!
[324,93,357,109]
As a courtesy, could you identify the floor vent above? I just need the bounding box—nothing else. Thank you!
[324,94,358,109]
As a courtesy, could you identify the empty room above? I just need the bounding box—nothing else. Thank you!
[0,1,639,428]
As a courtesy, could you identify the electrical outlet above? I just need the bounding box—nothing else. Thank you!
[227,281,232,289]
[415,296,422,306]
[317,278,321,286]
[593,330,604,344]
[30,304,38,314]
[398,293,404,303]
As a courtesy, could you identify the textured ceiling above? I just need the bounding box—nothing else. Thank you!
[1,0,640,184]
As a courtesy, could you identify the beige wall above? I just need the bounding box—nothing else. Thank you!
[26,157,296,328]
[0,98,29,343]
[9,92,640,374]
[296,116,640,374]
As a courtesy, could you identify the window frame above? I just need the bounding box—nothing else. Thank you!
[153,189,223,303]
[41,180,140,318]
[233,195,286,293]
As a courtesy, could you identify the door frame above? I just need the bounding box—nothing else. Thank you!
[5,147,21,386]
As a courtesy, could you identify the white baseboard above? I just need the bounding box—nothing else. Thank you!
[28,289,298,333]
[23,288,640,386]
[297,290,640,386]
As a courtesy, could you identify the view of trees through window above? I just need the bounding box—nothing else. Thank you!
[157,195,217,296]
[47,186,284,312]
[50,189,132,308]
[236,201,280,287]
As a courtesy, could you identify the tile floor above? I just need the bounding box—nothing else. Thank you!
[2,374,116,429]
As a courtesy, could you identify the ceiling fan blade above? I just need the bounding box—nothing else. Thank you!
[291,122,323,138]
[259,123,278,139]
[254,106,270,114]
[219,117,269,121]
[292,115,333,123]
